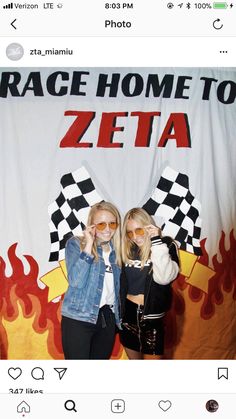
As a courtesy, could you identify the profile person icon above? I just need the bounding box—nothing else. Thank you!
[205,399,219,413]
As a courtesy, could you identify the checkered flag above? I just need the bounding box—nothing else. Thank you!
[48,166,103,261]
[143,166,202,255]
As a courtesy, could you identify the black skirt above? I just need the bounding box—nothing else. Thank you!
[119,298,164,355]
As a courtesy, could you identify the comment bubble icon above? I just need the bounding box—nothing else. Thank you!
[31,367,44,380]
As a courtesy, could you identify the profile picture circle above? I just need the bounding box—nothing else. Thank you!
[205,399,219,413]
[6,43,24,61]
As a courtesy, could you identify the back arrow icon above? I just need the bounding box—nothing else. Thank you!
[11,19,17,29]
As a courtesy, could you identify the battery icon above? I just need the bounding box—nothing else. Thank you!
[213,2,228,8]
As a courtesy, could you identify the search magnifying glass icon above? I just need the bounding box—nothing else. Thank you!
[64,399,77,412]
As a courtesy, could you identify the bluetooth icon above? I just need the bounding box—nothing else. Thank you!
[186,2,191,8]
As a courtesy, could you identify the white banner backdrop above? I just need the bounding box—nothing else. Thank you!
[0,67,236,360]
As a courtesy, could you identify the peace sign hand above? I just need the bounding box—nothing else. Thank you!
[145,224,161,239]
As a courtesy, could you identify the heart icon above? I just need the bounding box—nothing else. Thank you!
[158,400,172,412]
[8,367,22,380]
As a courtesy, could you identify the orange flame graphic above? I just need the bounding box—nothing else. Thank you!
[165,230,236,357]
[0,243,63,359]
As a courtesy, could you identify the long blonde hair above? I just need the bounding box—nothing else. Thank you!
[80,201,122,266]
[121,208,158,267]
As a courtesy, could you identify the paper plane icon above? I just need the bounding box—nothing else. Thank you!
[54,368,67,380]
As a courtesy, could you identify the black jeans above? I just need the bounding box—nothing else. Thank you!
[61,305,116,359]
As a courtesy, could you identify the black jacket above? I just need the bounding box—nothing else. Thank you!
[120,236,179,319]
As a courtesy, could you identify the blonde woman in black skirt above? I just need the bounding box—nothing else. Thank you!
[120,208,179,359]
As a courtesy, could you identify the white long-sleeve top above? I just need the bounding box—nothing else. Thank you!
[150,236,179,285]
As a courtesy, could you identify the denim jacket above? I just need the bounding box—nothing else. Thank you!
[61,236,121,327]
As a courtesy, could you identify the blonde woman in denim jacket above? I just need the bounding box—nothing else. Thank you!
[61,202,122,359]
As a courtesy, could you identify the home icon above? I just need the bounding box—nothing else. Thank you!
[17,401,30,413]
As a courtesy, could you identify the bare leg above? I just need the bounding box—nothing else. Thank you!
[124,347,143,360]
[143,354,162,360]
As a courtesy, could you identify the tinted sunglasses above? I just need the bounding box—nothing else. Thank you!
[95,222,118,231]
[126,228,145,240]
